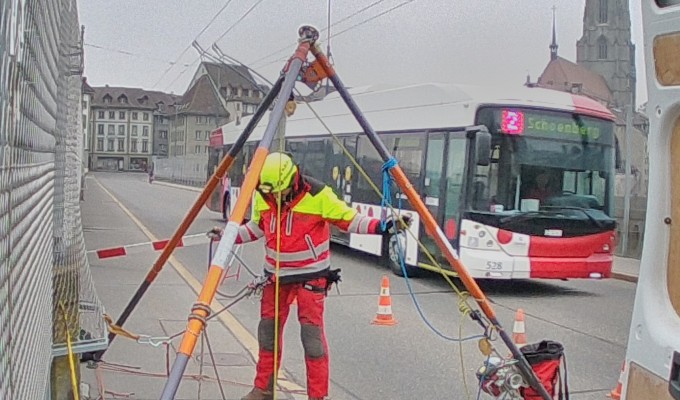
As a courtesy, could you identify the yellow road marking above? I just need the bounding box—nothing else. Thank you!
[92,176,305,394]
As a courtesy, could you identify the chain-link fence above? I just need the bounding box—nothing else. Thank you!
[154,154,209,188]
[0,0,107,398]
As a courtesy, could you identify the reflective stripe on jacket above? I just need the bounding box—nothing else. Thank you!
[236,176,380,277]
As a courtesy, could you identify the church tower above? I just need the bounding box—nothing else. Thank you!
[576,0,636,109]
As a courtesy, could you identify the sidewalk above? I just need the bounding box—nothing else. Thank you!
[154,179,642,284]
[81,176,305,400]
[612,256,640,282]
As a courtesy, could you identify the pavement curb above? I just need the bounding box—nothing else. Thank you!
[153,180,202,192]
[611,271,638,283]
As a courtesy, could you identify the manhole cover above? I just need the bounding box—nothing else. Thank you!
[196,352,252,367]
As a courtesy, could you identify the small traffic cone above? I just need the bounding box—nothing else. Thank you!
[512,309,527,348]
[371,275,397,326]
[608,361,626,399]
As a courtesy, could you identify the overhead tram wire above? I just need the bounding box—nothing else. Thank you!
[249,0,390,67]
[84,43,185,66]
[255,0,419,70]
[161,0,268,92]
[151,0,238,89]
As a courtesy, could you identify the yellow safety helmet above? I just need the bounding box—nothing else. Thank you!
[258,152,298,194]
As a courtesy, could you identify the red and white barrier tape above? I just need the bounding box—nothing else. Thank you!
[87,233,209,260]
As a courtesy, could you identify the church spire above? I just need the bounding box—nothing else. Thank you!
[550,5,558,61]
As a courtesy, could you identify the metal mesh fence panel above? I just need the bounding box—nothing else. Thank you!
[155,154,209,187]
[0,0,106,397]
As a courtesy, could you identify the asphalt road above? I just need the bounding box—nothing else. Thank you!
[89,172,636,400]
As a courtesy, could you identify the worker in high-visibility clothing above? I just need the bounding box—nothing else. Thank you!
[212,152,409,400]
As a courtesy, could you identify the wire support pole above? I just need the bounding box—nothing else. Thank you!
[83,75,285,364]
[159,28,316,400]
[308,44,552,400]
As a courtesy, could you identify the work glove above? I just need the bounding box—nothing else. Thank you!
[378,215,412,236]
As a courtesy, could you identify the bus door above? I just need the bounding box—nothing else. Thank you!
[419,130,469,265]
[420,132,447,259]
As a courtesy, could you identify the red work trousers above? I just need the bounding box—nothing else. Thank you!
[254,277,329,398]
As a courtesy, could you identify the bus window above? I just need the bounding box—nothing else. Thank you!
[330,137,356,202]
[285,140,307,163]
[355,136,392,204]
[304,139,330,182]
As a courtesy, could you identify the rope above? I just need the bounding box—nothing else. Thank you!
[272,104,288,400]
[393,220,485,343]
[380,157,398,230]
[59,302,80,400]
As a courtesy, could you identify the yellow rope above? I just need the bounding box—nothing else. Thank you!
[59,302,80,400]
[271,107,288,400]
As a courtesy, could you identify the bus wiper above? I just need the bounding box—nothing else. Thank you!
[540,206,605,228]
[499,211,546,224]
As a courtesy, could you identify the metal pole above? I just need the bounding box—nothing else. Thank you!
[81,75,285,364]
[309,44,553,400]
[621,104,633,256]
[159,27,316,399]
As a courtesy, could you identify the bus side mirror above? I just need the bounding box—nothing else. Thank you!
[474,128,492,166]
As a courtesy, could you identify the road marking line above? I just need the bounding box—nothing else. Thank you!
[92,176,305,394]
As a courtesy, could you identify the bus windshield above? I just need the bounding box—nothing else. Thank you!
[472,107,616,226]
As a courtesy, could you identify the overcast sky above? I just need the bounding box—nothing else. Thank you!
[79,0,647,107]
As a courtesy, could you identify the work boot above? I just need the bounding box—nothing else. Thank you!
[240,387,273,400]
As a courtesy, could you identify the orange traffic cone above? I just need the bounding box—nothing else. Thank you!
[608,361,626,399]
[512,309,527,348]
[371,275,397,326]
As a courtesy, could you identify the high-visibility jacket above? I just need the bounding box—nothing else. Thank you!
[236,176,380,281]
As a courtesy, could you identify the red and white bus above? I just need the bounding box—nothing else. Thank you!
[208,82,617,280]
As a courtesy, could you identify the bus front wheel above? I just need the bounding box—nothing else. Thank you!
[384,233,419,277]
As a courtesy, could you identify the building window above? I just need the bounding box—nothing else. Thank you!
[142,140,148,153]
[97,138,104,151]
[143,126,149,137]
[243,89,250,97]
[104,95,112,104]
[204,146,209,154]
[118,125,125,136]
[117,138,125,152]
[598,35,608,59]
[107,139,114,151]
[97,124,104,135]
[118,95,128,104]
[108,125,115,135]
[131,139,138,153]
[196,130,202,140]
[119,111,126,120]
[98,111,105,119]
[132,112,138,120]
[598,0,608,24]
[132,125,138,136]
[160,144,167,153]
[160,130,168,139]
[143,112,149,121]
[195,145,201,154]
[204,131,210,140]
[109,111,115,119]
